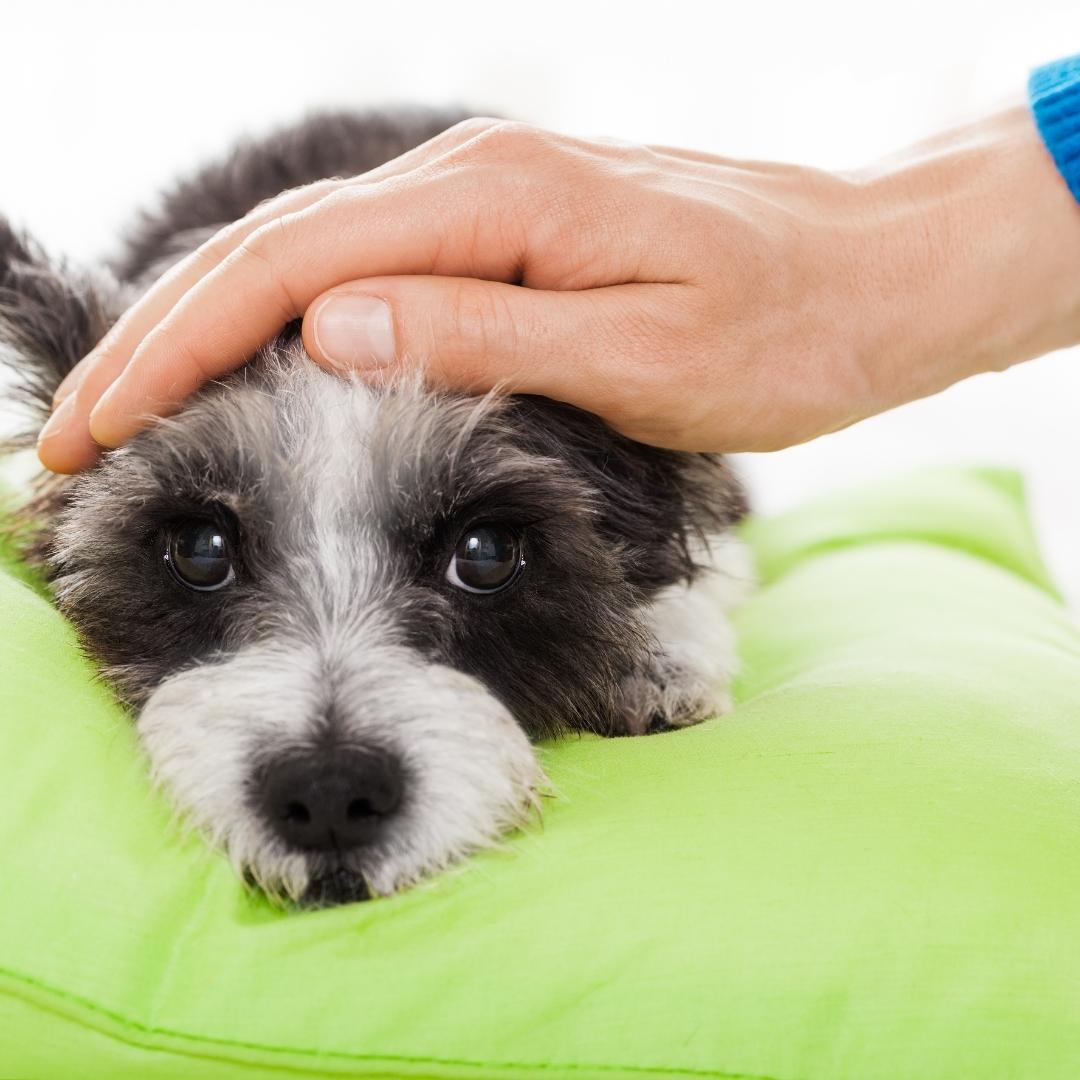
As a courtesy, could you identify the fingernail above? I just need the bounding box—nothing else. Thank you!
[312,294,396,370]
[37,393,76,445]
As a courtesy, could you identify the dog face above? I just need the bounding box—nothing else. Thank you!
[2,221,748,907]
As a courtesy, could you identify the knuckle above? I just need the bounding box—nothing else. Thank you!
[469,119,561,161]
[280,176,341,202]
[304,182,363,217]
[232,216,304,318]
[449,124,581,231]
[436,285,523,385]
[189,231,231,271]
[236,217,284,265]
[192,180,340,270]
[244,178,335,221]
[445,116,503,142]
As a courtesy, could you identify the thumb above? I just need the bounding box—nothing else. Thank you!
[301,275,680,416]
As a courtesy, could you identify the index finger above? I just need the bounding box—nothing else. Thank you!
[50,117,504,412]
[79,166,527,450]
[49,178,344,410]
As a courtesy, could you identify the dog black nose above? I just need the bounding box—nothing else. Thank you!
[258,747,404,852]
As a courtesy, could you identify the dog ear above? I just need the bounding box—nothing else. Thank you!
[509,396,748,592]
[0,217,121,448]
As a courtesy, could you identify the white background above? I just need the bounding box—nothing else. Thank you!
[3,1,1079,599]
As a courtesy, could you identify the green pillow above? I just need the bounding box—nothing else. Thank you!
[3,467,1080,1079]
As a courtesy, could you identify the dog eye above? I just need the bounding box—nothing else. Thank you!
[165,521,235,591]
[446,524,524,594]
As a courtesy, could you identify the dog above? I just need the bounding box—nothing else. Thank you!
[0,107,750,907]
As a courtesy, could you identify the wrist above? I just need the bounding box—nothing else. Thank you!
[845,105,1080,411]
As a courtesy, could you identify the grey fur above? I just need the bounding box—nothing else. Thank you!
[1,108,751,906]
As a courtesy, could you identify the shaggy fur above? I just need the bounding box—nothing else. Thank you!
[1,107,751,907]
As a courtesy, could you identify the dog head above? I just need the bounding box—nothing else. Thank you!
[2,221,747,905]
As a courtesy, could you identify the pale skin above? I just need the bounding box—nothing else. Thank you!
[36,103,1080,473]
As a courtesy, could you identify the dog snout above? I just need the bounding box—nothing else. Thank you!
[258,747,404,852]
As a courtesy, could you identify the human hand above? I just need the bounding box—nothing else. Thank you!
[37,106,1080,472]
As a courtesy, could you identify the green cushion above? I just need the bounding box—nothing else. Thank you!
[3,467,1080,1079]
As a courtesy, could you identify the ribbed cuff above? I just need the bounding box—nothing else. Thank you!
[1029,54,1080,204]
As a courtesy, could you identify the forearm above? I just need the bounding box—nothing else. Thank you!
[847,104,1080,414]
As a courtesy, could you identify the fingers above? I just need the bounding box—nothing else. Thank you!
[50,117,506,412]
[36,166,527,472]
[41,118,511,470]
[36,119,706,471]
[48,177,347,412]
[301,275,699,440]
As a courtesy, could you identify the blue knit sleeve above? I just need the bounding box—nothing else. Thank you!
[1029,55,1080,204]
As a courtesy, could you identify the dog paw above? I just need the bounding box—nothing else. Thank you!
[613,534,749,737]
[614,653,732,737]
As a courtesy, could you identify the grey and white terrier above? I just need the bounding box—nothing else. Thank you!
[0,108,750,907]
